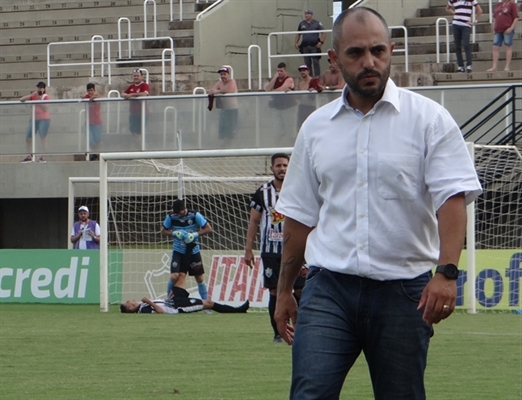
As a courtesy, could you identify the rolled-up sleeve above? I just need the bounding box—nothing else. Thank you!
[276,131,321,227]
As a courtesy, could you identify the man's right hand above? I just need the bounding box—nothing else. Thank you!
[275,291,298,345]
[173,230,186,240]
[244,249,254,268]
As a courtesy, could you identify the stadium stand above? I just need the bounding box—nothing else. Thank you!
[390,0,521,86]
[0,0,208,100]
[0,0,520,102]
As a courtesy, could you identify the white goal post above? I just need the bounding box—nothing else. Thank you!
[86,144,520,313]
[98,148,293,312]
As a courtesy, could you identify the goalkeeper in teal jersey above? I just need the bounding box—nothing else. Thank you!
[160,199,212,302]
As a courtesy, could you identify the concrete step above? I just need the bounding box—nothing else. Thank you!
[0,6,176,24]
[0,23,185,42]
[0,0,198,12]
[403,42,479,55]
[418,4,493,17]
[404,14,490,28]
[428,0,487,8]
[0,46,195,65]
[392,22,492,38]
[392,24,522,45]
[169,20,195,30]
[392,51,522,68]
[433,69,522,84]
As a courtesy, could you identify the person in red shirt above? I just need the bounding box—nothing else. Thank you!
[83,83,103,160]
[20,81,51,163]
[122,69,150,144]
[264,62,296,141]
[487,0,520,72]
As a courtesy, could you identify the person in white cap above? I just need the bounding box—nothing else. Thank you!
[70,206,101,249]
[296,65,321,130]
[208,66,238,145]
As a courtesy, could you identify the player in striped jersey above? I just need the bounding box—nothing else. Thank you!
[446,0,483,72]
[120,286,250,314]
[245,153,306,343]
[160,199,212,303]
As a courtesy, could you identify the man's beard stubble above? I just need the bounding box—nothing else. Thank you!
[339,63,391,99]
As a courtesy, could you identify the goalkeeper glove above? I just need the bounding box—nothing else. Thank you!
[184,232,199,243]
[173,230,187,240]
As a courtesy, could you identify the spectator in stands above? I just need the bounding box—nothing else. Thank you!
[122,69,150,145]
[264,62,296,140]
[274,7,482,399]
[70,206,101,249]
[446,0,483,72]
[294,9,326,78]
[20,81,50,163]
[208,66,239,146]
[120,286,249,314]
[318,58,345,91]
[487,0,520,72]
[83,83,103,161]
[296,65,321,130]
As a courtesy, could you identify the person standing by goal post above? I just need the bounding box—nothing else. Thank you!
[160,199,212,305]
[70,206,101,249]
[274,7,482,399]
[244,153,306,343]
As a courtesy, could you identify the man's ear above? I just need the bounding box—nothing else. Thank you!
[327,49,338,67]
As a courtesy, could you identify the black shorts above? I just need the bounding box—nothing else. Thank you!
[173,297,204,311]
[261,254,306,290]
[170,250,204,276]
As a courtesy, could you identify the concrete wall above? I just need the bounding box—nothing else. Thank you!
[194,0,333,81]
[356,0,430,26]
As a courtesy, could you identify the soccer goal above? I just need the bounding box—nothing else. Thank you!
[97,148,293,312]
[86,144,520,313]
[466,144,522,313]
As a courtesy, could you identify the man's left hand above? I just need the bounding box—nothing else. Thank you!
[417,273,457,325]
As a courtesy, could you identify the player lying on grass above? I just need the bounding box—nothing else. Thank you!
[120,286,249,314]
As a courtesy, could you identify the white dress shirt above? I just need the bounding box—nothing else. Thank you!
[276,79,482,280]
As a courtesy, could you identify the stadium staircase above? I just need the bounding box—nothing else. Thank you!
[1,0,521,102]
[390,0,521,86]
[0,0,220,101]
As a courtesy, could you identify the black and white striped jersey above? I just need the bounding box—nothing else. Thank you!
[138,300,179,314]
[249,180,285,255]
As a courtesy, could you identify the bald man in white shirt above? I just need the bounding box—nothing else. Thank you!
[274,7,482,400]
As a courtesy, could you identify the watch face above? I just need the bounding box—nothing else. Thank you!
[444,264,459,279]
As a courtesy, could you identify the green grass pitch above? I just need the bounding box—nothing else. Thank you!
[0,305,520,400]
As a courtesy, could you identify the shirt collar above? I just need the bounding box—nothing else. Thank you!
[330,78,401,119]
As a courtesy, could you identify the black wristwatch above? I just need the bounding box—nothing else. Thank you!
[435,263,459,280]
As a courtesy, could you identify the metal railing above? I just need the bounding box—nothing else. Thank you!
[436,18,450,64]
[267,26,410,76]
[196,0,223,21]
[47,37,175,88]
[6,84,520,160]
[461,84,522,145]
[248,45,262,90]
[143,0,157,38]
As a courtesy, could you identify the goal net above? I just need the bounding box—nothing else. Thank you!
[89,145,520,313]
[467,144,522,312]
[98,148,292,311]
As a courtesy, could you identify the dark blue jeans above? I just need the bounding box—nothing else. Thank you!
[290,267,433,400]
[453,24,472,67]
